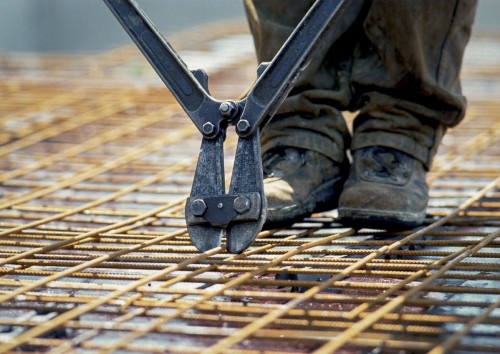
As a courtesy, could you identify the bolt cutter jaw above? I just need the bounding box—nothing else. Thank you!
[185,131,266,253]
[186,193,262,228]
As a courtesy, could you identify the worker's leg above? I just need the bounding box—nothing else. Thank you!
[244,0,477,229]
[243,0,365,227]
[338,0,478,228]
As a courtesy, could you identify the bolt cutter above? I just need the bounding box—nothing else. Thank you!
[103,0,351,253]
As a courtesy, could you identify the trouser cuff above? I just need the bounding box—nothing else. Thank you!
[351,128,444,170]
[261,128,346,164]
[261,115,350,163]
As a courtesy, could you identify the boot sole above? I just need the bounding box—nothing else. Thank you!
[338,207,425,230]
[264,176,345,230]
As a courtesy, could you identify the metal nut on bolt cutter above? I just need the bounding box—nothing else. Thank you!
[103,0,353,253]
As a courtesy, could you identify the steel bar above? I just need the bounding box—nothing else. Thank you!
[0,20,499,354]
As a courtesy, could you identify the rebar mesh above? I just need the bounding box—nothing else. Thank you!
[0,22,499,354]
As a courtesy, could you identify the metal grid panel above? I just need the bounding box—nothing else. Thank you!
[0,22,499,354]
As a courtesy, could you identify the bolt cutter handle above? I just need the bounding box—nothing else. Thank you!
[102,0,222,138]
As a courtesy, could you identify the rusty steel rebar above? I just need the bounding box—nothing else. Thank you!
[0,21,499,354]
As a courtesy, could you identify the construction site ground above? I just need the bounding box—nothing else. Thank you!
[0,21,498,353]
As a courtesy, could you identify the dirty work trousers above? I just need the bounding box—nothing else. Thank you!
[243,0,477,169]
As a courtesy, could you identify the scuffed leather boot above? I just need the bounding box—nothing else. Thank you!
[338,146,428,229]
[262,147,349,228]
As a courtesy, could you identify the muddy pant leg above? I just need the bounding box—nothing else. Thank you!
[243,0,365,163]
[350,0,477,169]
[244,0,477,169]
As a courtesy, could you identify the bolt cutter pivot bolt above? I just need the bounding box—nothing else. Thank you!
[219,101,236,118]
[233,196,251,214]
[236,119,251,134]
[191,199,207,216]
[202,122,217,137]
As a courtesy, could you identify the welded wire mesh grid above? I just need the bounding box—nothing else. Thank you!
[0,22,499,354]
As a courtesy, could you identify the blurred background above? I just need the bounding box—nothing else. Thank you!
[0,0,499,53]
[0,0,245,53]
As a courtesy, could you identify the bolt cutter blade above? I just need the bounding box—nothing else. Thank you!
[186,135,225,252]
[226,132,266,253]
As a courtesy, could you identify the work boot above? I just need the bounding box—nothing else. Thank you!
[338,146,428,229]
[262,147,349,228]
